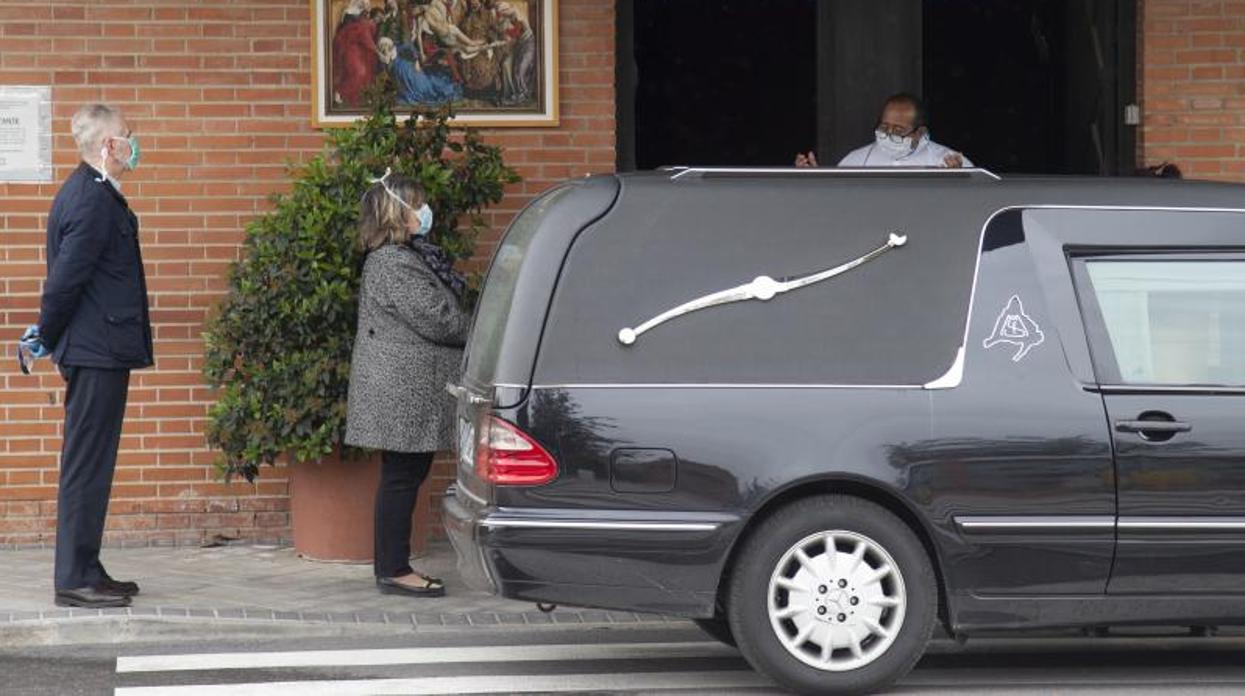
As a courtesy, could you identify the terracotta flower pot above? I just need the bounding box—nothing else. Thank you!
[290,453,381,563]
[290,451,437,564]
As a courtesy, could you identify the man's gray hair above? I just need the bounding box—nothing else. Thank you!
[70,103,123,161]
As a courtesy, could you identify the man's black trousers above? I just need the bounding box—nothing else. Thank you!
[54,365,129,591]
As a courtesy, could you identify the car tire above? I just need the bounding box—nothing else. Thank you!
[726,495,937,696]
[693,615,737,647]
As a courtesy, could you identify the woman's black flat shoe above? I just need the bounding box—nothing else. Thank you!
[376,575,446,598]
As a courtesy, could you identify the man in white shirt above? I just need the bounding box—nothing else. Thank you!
[794,93,972,168]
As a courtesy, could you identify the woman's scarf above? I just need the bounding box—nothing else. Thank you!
[407,237,467,301]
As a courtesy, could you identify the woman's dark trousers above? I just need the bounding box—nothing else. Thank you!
[374,450,434,578]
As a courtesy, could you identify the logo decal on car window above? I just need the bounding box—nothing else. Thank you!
[983,295,1044,362]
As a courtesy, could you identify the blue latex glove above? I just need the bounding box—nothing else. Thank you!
[19,325,49,357]
[17,325,49,374]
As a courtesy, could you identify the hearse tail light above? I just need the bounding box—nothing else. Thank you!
[476,416,558,486]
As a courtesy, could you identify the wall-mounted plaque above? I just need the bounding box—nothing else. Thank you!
[0,86,52,182]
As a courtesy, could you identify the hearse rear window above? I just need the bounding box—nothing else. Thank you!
[1083,258,1245,387]
[533,178,983,386]
[465,186,574,385]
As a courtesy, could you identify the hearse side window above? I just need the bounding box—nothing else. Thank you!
[465,185,574,385]
[1078,257,1245,387]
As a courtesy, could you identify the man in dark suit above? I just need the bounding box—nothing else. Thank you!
[36,104,153,608]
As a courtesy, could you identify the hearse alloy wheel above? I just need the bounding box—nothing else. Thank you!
[767,529,907,672]
[729,496,936,696]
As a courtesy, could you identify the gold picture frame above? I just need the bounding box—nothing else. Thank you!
[311,0,559,128]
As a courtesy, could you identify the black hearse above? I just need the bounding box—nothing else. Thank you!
[445,167,1245,695]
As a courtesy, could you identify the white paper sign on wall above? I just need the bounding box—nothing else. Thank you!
[0,86,53,182]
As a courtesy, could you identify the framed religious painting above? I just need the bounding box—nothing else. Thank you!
[311,0,559,128]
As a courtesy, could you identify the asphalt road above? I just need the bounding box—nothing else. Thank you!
[5,624,1245,695]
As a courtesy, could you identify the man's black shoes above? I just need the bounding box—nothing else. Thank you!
[54,586,131,608]
[53,574,139,607]
[99,575,140,597]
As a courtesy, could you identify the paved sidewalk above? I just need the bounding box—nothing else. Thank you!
[0,543,679,645]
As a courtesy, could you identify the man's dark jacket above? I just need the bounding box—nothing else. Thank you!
[39,162,153,369]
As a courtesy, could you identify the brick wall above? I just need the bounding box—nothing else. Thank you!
[1139,0,1245,180]
[0,0,616,547]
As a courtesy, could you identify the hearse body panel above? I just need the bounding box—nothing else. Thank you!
[445,170,1245,633]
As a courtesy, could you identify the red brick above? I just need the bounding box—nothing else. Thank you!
[142,467,209,482]
[0,486,54,500]
[103,24,138,38]
[0,517,53,533]
[1174,48,1239,64]
[86,6,154,21]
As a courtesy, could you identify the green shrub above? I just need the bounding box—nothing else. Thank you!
[203,78,519,482]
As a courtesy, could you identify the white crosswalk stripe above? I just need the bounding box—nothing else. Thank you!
[113,639,774,695]
[116,641,737,673]
[114,671,773,695]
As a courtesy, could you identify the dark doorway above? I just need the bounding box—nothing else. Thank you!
[924,1,1069,173]
[618,0,1134,174]
[625,0,817,170]
[924,0,1133,174]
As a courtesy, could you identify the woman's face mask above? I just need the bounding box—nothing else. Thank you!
[414,203,434,237]
[402,201,433,237]
[392,193,433,238]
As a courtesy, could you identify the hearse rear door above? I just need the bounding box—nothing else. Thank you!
[1073,250,1245,594]
[1046,208,1245,594]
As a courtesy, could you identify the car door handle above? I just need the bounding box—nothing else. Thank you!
[1114,420,1191,434]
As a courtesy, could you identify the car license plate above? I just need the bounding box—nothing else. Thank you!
[458,418,475,469]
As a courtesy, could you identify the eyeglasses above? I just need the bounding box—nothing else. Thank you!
[876,124,918,143]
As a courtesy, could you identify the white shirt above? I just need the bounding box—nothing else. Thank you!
[90,161,121,192]
[837,137,973,168]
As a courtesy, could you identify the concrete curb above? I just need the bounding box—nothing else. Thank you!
[0,609,688,648]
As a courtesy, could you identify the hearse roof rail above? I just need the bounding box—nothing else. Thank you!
[663,166,1003,182]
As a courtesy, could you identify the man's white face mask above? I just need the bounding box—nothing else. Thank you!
[875,129,916,157]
